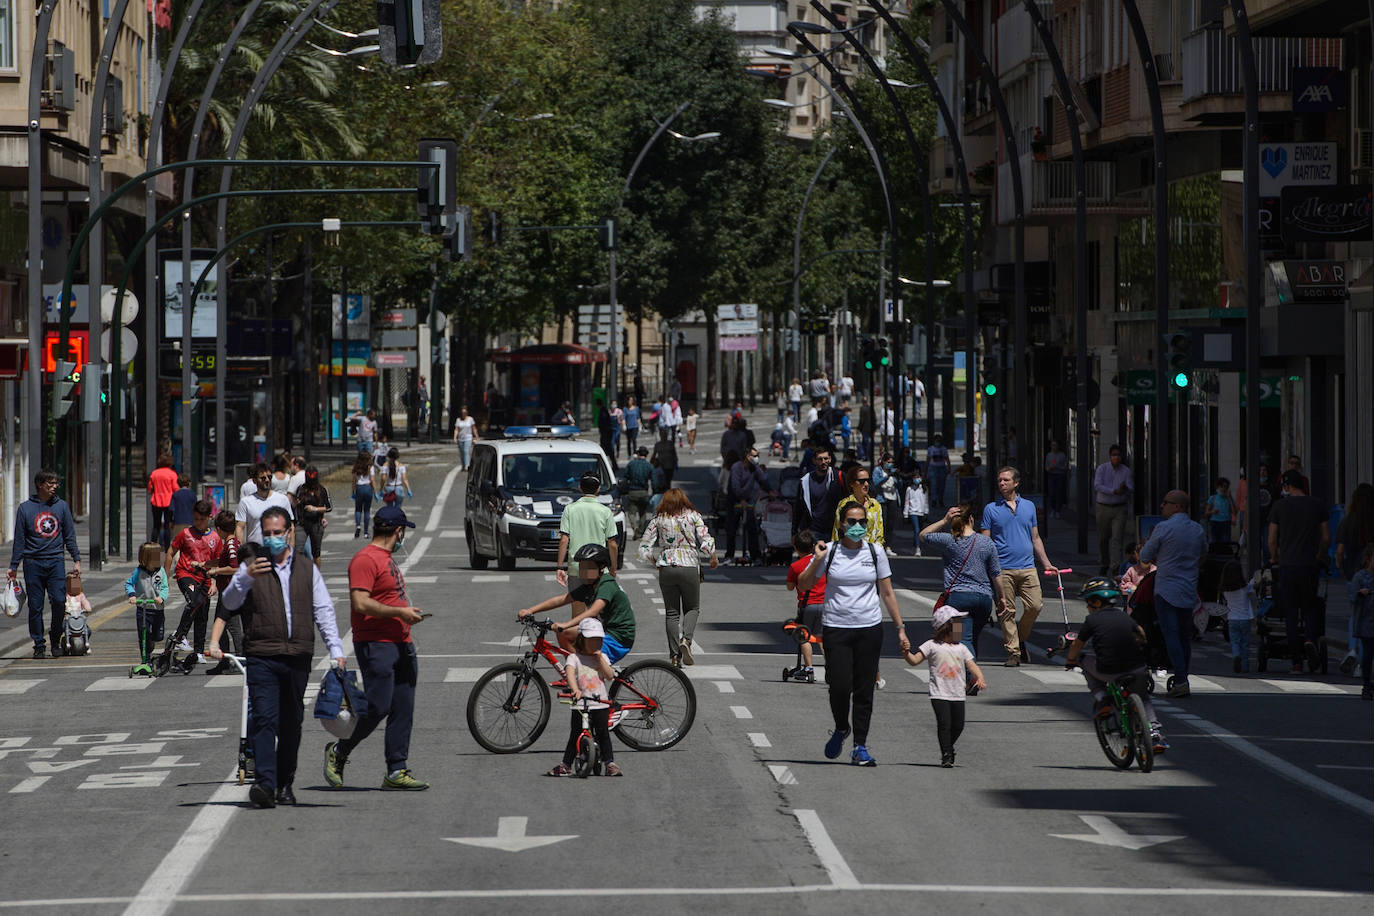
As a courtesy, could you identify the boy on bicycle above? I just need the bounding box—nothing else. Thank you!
[518,543,635,663]
[1062,577,1167,753]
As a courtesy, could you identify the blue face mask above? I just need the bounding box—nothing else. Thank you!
[844,522,867,541]
[263,535,289,556]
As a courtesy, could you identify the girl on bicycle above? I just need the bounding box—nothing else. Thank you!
[903,606,986,768]
[546,618,622,778]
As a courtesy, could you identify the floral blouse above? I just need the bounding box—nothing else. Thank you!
[832,495,885,546]
[638,510,716,568]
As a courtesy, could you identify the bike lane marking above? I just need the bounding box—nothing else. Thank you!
[0,679,42,694]
[425,465,463,532]
[793,809,860,888]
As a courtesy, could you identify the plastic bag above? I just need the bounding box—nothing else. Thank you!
[0,580,19,618]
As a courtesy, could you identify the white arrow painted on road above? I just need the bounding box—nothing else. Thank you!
[1051,815,1184,851]
[481,636,526,647]
[443,817,577,852]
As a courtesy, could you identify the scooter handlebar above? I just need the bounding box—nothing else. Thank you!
[1042,567,1072,576]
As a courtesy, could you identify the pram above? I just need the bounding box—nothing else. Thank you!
[757,498,794,565]
[1254,568,1328,673]
[1125,570,1179,694]
[1198,542,1244,638]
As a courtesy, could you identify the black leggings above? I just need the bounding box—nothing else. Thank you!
[562,707,613,766]
[821,623,883,745]
[930,699,966,755]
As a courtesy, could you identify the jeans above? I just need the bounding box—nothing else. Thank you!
[779,433,792,459]
[1047,472,1067,514]
[929,468,948,507]
[244,654,311,791]
[214,593,244,657]
[945,591,994,660]
[821,623,883,745]
[861,433,873,461]
[458,439,473,469]
[358,438,373,454]
[998,568,1044,655]
[611,427,621,458]
[336,641,418,773]
[562,706,613,767]
[930,699,966,755]
[354,483,374,531]
[1228,619,1251,670]
[173,576,211,653]
[151,505,173,551]
[791,400,802,422]
[626,428,639,454]
[659,565,701,656]
[1277,566,1322,664]
[1153,595,1194,681]
[23,556,66,649]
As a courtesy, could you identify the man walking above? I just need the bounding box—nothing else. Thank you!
[8,470,80,658]
[324,505,428,791]
[621,447,654,538]
[927,434,950,509]
[725,446,774,566]
[1093,444,1134,574]
[236,463,293,546]
[208,507,345,807]
[556,472,618,589]
[981,467,1057,666]
[651,428,678,490]
[796,443,845,541]
[1267,470,1329,673]
[1139,490,1207,697]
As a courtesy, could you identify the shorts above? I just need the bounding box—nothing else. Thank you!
[800,605,823,641]
[601,633,630,664]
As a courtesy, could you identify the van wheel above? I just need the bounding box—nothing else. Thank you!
[467,524,489,570]
[496,533,516,571]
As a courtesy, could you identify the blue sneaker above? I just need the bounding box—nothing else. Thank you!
[850,744,876,767]
[824,727,850,759]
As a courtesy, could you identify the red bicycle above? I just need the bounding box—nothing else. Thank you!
[465,617,696,754]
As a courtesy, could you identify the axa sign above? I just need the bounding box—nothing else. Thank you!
[1292,67,1346,113]
[1280,185,1374,243]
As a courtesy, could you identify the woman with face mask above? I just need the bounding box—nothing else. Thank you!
[797,503,909,767]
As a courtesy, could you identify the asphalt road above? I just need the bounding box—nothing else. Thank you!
[1,443,1371,915]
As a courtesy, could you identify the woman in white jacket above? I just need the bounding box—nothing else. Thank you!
[903,475,930,557]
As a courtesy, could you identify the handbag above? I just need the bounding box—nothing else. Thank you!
[935,536,979,611]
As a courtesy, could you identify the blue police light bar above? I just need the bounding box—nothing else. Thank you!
[503,425,581,439]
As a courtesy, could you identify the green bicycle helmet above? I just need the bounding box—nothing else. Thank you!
[1079,576,1122,604]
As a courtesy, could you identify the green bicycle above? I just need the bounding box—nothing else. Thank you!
[1093,676,1155,773]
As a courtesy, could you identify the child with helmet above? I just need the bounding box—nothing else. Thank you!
[518,542,636,663]
[1062,577,1168,754]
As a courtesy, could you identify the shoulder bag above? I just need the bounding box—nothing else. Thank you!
[935,536,979,611]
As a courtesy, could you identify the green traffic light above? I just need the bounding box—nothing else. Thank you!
[983,382,997,396]
[879,356,890,367]
[864,360,875,371]
[1172,372,1189,389]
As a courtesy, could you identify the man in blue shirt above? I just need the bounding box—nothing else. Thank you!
[1139,489,1208,697]
[8,469,81,658]
[981,467,1057,666]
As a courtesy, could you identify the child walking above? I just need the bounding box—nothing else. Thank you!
[903,605,987,767]
[1221,563,1255,673]
[545,618,622,777]
[124,542,169,675]
[785,529,826,679]
[903,475,929,557]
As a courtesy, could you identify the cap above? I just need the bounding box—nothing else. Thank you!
[578,618,605,638]
[932,605,969,630]
[1280,469,1306,490]
[373,505,416,529]
[305,466,320,481]
[636,446,649,456]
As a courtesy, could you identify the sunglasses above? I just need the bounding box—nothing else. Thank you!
[854,478,870,485]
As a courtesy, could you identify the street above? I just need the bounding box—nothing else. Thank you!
[1,443,1371,915]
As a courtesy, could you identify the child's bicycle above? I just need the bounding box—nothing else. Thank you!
[1069,662,1155,773]
[565,695,608,778]
[465,616,696,754]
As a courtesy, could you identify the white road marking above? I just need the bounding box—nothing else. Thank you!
[439,530,465,538]
[1317,765,1374,771]
[1021,670,1085,687]
[0,680,43,694]
[1260,679,1345,694]
[444,668,492,683]
[713,681,735,693]
[730,706,753,719]
[682,665,742,680]
[471,575,511,583]
[748,733,771,748]
[794,809,860,889]
[119,756,199,769]
[120,765,242,916]
[9,776,49,793]
[1185,676,1226,692]
[426,465,463,532]
[768,764,798,786]
[904,668,930,683]
[399,537,432,573]
[1050,814,1184,850]
[443,816,576,852]
[895,588,936,608]
[86,677,154,692]
[481,637,525,647]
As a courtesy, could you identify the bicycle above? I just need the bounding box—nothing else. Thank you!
[465,617,696,754]
[1074,666,1155,773]
[565,695,607,778]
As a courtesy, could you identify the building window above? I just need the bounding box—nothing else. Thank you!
[0,0,14,71]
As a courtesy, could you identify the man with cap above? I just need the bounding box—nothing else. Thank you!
[323,504,428,791]
[208,506,344,808]
[556,471,618,589]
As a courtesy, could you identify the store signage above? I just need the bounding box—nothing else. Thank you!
[716,304,758,321]
[1280,185,1374,243]
[1258,142,1336,197]
[1291,67,1346,113]
[1283,260,1349,302]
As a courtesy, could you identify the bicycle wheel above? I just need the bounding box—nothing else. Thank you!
[572,730,598,778]
[1127,694,1154,773]
[1094,702,1135,770]
[465,663,552,754]
[609,659,697,751]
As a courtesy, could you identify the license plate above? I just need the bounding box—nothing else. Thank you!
[548,530,559,540]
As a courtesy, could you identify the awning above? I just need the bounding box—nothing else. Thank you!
[488,344,607,365]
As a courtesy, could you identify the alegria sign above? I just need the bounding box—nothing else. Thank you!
[1280,185,1373,243]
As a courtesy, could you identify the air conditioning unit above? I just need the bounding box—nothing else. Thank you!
[42,41,76,112]
[1354,129,1373,171]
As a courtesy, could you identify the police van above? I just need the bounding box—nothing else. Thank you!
[463,426,625,570]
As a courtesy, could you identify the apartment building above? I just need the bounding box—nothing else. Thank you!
[930,0,1371,509]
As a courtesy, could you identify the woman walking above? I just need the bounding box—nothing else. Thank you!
[623,397,641,456]
[452,405,479,472]
[380,447,412,510]
[294,466,332,565]
[638,488,718,667]
[351,452,376,538]
[920,504,1007,662]
[797,502,910,766]
[832,465,886,547]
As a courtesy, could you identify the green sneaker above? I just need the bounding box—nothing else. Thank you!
[323,741,347,789]
[381,769,429,791]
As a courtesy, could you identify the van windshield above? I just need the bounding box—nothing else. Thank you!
[502,454,609,492]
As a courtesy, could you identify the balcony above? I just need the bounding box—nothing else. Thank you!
[1181,27,1344,104]
[996,154,1150,224]
[996,1,1051,74]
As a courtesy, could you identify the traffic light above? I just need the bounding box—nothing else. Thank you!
[983,381,998,397]
[378,0,443,66]
[861,337,877,372]
[1164,332,1191,389]
[442,205,473,262]
[51,359,78,418]
[876,337,890,369]
[417,139,457,236]
[598,217,617,252]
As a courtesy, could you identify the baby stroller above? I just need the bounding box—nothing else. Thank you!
[1253,568,1327,673]
[1125,570,1179,694]
[1198,542,1244,638]
[757,497,794,565]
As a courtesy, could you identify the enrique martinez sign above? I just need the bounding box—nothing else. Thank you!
[1280,185,1373,243]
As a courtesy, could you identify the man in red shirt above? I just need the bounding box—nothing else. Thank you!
[165,500,222,665]
[785,530,827,679]
[147,454,179,550]
[323,505,428,791]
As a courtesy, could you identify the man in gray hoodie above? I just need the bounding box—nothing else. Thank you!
[8,469,80,658]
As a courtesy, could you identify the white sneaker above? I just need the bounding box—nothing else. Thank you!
[876,676,886,690]
[175,638,193,653]
[885,547,897,558]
